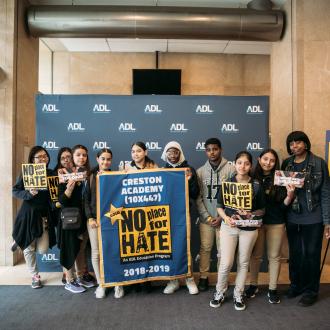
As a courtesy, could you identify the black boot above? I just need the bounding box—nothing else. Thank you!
[198,278,209,292]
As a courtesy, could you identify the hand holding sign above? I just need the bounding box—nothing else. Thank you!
[29,188,39,196]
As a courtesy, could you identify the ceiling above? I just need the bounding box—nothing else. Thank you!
[30,0,286,55]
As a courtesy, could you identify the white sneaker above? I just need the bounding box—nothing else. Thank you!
[95,286,106,299]
[114,286,124,299]
[163,280,180,294]
[186,277,199,295]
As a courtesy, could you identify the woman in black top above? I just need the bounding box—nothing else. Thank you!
[58,144,95,294]
[245,149,294,304]
[282,131,330,306]
[12,146,56,289]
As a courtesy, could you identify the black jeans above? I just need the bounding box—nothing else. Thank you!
[286,222,324,296]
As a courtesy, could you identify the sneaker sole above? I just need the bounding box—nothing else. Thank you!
[79,282,97,288]
[234,305,246,311]
[268,299,281,304]
[163,287,179,294]
[65,286,86,294]
[210,302,222,308]
[31,285,42,289]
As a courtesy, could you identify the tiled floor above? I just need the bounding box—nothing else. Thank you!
[1,260,330,286]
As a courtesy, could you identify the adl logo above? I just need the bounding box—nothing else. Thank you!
[67,123,85,132]
[170,123,188,132]
[42,141,59,150]
[93,141,110,150]
[196,142,206,151]
[145,142,162,151]
[246,105,263,114]
[247,142,263,151]
[41,253,59,262]
[144,105,162,113]
[221,123,239,133]
[119,123,136,132]
[42,104,60,113]
[93,104,111,113]
[196,105,214,114]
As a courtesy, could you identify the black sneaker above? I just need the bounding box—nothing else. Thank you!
[209,291,225,308]
[245,285,258,298]
[268,289,281,304]
[234,296,246,311]
[198,278,209,292]
[298,294,318,307]
[78,273,97,288]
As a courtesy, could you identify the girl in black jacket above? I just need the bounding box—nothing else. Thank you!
[12,146,56,289]
[58,144,95,294]
[245,148,294,304]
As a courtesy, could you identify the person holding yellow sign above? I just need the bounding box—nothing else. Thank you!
[210,151,265,311]
[12,146,56,289]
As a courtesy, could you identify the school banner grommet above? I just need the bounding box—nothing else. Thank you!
[97,168,191,287]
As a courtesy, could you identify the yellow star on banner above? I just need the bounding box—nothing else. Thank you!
[104,204,124,225]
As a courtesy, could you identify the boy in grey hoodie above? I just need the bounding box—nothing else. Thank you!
[196,138,235,291]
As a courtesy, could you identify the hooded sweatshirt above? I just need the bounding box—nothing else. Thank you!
[162,141,199,200]
[196,158,235,223]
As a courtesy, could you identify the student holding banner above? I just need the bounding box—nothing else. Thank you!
[12,146,56,289]
[85,148,124,299]
[119,141,158,293]
[58,144,96,294]
[120,141,158,171]
[210,151,265,311]
[281,131,330,307]
[245,149,294,304]
[196,138,235,292]
[161,141,199,295]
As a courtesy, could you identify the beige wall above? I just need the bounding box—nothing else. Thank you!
[0,0,16,266]
[272,0,330,159]
[51,52,270,96]
[272,0,330,262]
[0,0,38,266]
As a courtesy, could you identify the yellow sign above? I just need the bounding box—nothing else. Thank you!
[47,176,59,202]
[105,204,172,260]
[22,163,47,190]
[222,182,252,210]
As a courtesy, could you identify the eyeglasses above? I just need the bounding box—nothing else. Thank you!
[166,150,180,156]
[60,156,72,161]
[34,154,48,160]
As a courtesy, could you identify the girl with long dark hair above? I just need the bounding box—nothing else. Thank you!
[210,151,265,311]
[12,146,56,289]
[85,148,124,299]
[245,148,294,304]
[58,144,95,293]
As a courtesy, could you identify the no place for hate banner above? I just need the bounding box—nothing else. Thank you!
[97,169,191,286]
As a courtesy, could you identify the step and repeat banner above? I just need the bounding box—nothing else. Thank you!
[36,94,269,272]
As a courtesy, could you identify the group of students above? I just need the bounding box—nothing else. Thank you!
[11,130,330,310]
